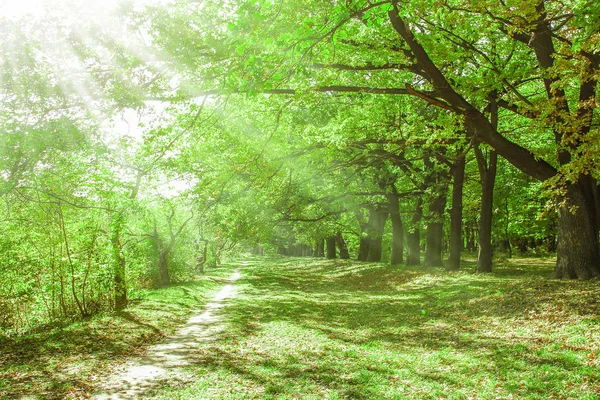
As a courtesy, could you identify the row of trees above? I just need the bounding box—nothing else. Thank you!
[140,0,598,278]
[1,0,598,332]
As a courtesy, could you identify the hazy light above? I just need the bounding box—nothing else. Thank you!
[0,0,171,20]
[0,0,45,18]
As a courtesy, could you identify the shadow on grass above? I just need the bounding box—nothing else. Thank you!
[0,261,241,399]
[172,257,600,399]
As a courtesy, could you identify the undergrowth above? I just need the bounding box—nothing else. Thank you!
[0,262,236,399]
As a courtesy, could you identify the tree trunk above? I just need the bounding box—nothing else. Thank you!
[356,211,370,261]
[465,222,477,252]
[154,220,171,287]
[358,236,370,261]
[366,206,388,262]
[110,213,128,311]
[475,146,497,273]
[316,239,325,257]
[197,241,208,274]
[424,194,446,267]
[592,179,600,237]
[448,153,465,270]
[111,235,127,310]
[158,250,170,286]
[326,236,337,259]
[503,196,512,259]
[423,151,448,267]
[406,198,423,265]
[388,189,404,265]
[554,182,600,279]
[336,232,350,259]
[388,6,600,279]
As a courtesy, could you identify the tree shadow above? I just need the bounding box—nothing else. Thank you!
[177,258,599,398]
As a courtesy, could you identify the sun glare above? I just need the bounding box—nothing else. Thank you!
[0,0,45,18]
[0,0,169,19]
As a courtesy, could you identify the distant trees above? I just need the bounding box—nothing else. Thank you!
[1,0,598,336]
[141,0,598,278]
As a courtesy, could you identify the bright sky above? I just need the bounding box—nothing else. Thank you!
[1,0,192,197]
[0,0,168,19]
[0,0,50,18]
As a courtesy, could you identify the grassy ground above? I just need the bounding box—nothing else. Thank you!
[152,256,600,400]
[0,262,237,399]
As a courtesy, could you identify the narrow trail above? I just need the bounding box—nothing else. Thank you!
[94,268,243,399]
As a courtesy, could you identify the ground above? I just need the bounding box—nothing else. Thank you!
[1,257,599,399]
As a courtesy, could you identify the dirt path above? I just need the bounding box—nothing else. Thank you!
[94,268,242,399]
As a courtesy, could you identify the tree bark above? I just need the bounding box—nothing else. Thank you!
[111,235,127,310]
[366,205,388,262]
[448,152,465,270]
[358,236,369,261]
[424,197,445,267]
[110,213,128,311]
[154,221,171,287]
[465,221,477,252]
[503,196,512,259]
[554,182,600,279]
[475,145,497,273]
[388,189,404,265]
[406,198,423,265]
[356,210,370,261]
[423,153,447,267]
[326,236,337,259]
[158,250,170,286]
[592,179,600,237]
[475,94,499,273]
[336,232,350,259]
[316,238,325,257]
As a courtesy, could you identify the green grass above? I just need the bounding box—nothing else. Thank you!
[152,256,600,400]
[0,262,237,399]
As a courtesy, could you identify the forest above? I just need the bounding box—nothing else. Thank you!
[1,0,599,398]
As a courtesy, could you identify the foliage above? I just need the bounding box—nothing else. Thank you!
[0,262,236,399]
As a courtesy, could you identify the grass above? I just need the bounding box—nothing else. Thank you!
[151,256,600,400]
[0,262,237,399]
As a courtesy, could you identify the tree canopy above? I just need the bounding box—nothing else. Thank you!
[0,0,598,332]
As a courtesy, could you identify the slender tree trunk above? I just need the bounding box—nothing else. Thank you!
[158,250,170,286]
[316,239,325,257]
[424,194,446,267]
[406,198,423,265]
[475,146,497,273]
[475,94,499,273]
[326,236,337,259]
[58,205,86,318]
[336,232,350,259]
[503,196,512,259]
[448,153,465,270]
[423,151,448,267]
[153,220,171,287]
[465,221,477,252]
[112,235,127,310]
[196,245,207,274]
[356,211,370,261]
[388,189,404,265]
[110,214,127,311]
